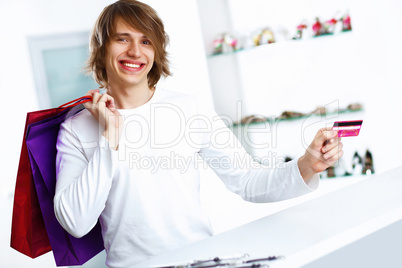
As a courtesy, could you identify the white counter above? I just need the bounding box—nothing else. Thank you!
[134,166,402,268]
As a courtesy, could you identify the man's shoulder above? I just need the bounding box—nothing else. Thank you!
[61,107,98,135]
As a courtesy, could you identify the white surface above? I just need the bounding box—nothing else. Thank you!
[201,167,367,235]
[302,219,402,268]
[1,171,366,268]
[134,166,402,268]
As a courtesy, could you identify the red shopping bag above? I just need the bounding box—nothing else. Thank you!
[10,96,92,259]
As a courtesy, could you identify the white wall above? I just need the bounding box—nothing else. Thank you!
[197,0,402,174]
[0,0,212,267]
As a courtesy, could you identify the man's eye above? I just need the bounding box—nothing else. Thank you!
[143,40,151,45]
[117,38,128,42]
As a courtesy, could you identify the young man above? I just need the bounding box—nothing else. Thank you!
[54,1,343,267]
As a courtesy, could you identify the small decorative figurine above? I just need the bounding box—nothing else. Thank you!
[312,17,324,37]
[363,149,374,175]
[347,103,363,111]
[340,13,352,31]
[212,35,224,54]
[223,33,238,51]
[237,114,268,125]
[251,28,275,46]
[352,151,363,175]
[324,18,338,34]
[311,106,327,115]
[278,110,306,120]
[259,27,275,44]
[212,33,238,54]
[293,22,307,40]
[252,30,262,46]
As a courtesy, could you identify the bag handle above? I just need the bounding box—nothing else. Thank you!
[58,96,93,111]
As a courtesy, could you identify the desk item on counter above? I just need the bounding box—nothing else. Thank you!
[149,254,284,268]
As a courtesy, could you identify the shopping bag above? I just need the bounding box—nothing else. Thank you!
[11,96,104,266]
[26,102,104,266]
[10,108,58,258]
[25,101,105,266]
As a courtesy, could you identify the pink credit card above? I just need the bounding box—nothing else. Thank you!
[332,120,363,137]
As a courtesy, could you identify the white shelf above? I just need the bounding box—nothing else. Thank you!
[207,31,353,59]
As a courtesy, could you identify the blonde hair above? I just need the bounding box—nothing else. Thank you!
[85,0,171,89]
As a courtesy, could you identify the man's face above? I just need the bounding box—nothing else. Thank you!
[105,18,155,90]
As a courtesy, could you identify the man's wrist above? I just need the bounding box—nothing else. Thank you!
[103,128,120,151]
[298,155,316,183]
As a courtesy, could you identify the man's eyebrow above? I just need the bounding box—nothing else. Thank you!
[113,32,149,39]
[113,33,130,37]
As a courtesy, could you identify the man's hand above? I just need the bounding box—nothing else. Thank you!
[298,127,344,182]
[84,89,124,150]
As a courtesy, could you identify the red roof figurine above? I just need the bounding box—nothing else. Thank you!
[341,14,352,31]
[312,18,323,37]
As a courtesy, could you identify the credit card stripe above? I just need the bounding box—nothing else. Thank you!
[333,120,363,127]
[333,126,361,130]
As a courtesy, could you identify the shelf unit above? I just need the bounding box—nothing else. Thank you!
[205,30,357,121]
[197,0,366,171]
[197,0,357,121]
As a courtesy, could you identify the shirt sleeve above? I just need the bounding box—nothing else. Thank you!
[53,118,118,238]
[198,108,319,203]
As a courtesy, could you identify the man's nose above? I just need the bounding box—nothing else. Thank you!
[127,42,141,57]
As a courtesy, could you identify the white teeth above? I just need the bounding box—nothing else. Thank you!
[123,62,140,68]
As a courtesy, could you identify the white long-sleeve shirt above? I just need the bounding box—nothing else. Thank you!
[54,88,318,268]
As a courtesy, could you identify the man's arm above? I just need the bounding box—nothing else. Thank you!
[54,120,118,238]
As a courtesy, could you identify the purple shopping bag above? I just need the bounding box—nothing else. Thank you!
[25,97,104,266]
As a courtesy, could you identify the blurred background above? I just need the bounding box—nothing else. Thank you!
[1,0,402,267]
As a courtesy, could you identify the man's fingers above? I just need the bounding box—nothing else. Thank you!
[85,89,100,96]
[307,138,343,164]
[83,89,100,109]
[313,127,338,147]
[305,146,324,162]
[325,150,344,166]
[91,92,102,104]
[321,137,341,154]
[323,142,343,161]
[99,94,116,110]
[99,93,114,103]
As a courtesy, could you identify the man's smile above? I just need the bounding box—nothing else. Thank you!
[119,60,145,71]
